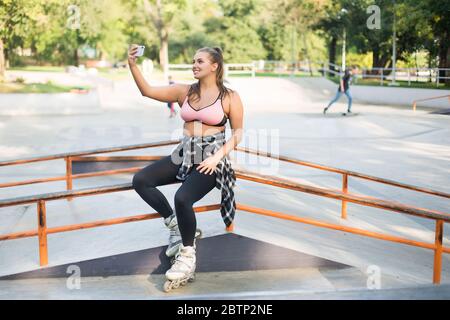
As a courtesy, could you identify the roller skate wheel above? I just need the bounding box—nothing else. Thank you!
[195,229,202,238]
[163,281,172,292]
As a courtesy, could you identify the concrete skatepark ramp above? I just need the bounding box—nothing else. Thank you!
[0,139,449,299]
[0,233,355,299]
[0,234,350,280]
[1,233,448,299]
[1,77,449,299]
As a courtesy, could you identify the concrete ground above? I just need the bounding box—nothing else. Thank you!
[0,74,449,299]
[0,268,433,300]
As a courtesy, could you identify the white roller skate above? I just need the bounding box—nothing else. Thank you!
[164,212,202,258]
[163,245,196,292]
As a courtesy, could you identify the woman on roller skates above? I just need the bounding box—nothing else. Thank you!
[128,45,244,292]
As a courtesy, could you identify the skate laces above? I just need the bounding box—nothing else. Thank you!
[172,247,196,271]
[164,212,177,229]
[167,214,181,241]
[169,225,181,241]
[170,227,180,236]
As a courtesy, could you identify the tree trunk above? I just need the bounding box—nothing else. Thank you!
[4,46,9,69]
[446,47,450,85]
[372,44,383,70]
[372,46,391,75]
[381,54,392,75]
[74,29,80,67]
[438,42,449,84]
[0,38,5,82]
[428,53,432,83]
[74,48,79,67]
[328,36,337,76]
[160,30,169,80]
[301,33,313,76]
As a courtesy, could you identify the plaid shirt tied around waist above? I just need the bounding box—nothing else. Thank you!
[170,131,236,227]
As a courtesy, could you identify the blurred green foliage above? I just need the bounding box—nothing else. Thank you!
[0,0,448,74]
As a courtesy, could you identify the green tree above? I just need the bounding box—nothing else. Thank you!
[34,0,130,65]
[168,0,218,63]
[275,0,325,72]
[140,0,187,76]
[414,0,450,83]
[257,0,326,72]
[204,0,266,62]
[314,0,347,72]
[0,0,45,80]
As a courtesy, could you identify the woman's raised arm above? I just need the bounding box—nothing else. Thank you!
[128,44,188,103]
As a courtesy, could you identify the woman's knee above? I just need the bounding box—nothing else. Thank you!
[132,172,144,189]
[132,171,155,189]
[174,189,193,209]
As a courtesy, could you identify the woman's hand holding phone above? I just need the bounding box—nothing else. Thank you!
[128,44,151,96]
[128,44,139,67]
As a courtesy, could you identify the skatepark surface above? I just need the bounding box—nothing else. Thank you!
[0,75,449,299]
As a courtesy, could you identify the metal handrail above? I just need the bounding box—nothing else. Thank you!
[2,169,448,221]
[0,139,181,167]
[0,168,448,284]
[235,147,450,200]
[3,143,448,202]
[0,141,448,284]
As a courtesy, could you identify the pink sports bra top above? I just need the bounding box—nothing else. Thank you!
[180,90,228,127]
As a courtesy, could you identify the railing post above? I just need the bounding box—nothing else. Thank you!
[436,68,439,87]
[341,174,348,219]
[433,220,443,285]
[408,68,411,86]
[37,200,48,266]
[380,69,383,86]
[65,156,73,201]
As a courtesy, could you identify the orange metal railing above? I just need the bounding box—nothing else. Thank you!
[0,142,449,284]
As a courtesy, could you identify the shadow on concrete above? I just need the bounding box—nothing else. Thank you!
[0,233,350,280]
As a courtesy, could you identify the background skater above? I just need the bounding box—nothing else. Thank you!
[323,67,355,116]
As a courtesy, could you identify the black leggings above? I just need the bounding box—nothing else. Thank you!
[132,155,216,246]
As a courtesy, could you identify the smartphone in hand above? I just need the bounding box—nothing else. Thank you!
[135,45,145,57]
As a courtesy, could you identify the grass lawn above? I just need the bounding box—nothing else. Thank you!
[9,66,66,73]
[253,71,322,77]
[0,82,90,93]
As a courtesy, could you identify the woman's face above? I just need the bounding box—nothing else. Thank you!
[192,51,217,79]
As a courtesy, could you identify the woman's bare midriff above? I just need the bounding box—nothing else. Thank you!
[178,88,229,137]
[183,121,225,137]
